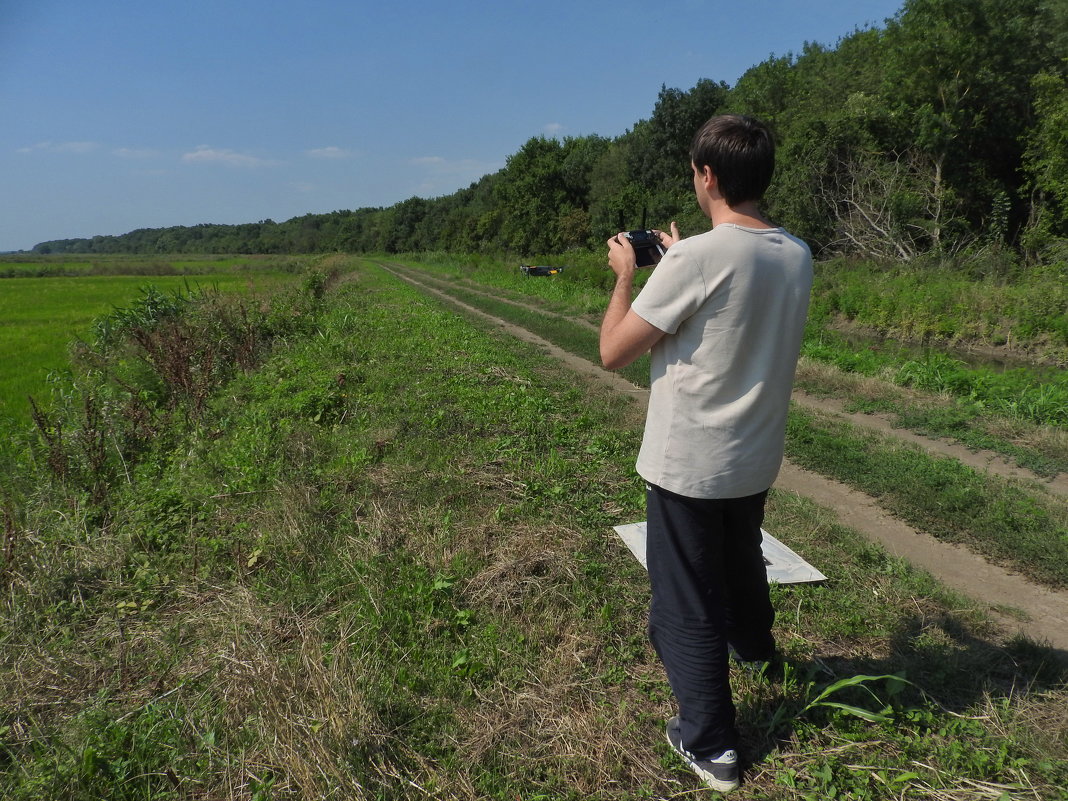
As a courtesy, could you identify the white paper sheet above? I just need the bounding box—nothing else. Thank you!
[613,521,826,584]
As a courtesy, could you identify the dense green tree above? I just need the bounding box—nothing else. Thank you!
[1023,70,1068,245]
[588,137,645,237]
[493,136,572,254]
[733,33,895,252]
[725,56,796,131]
[635,80,730,194]
[879,0,1059,241]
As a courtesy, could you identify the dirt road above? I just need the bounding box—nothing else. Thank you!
[380,262,1068,654]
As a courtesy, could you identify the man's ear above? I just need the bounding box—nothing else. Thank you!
[700,164,717,191]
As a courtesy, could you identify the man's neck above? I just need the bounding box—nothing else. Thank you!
[709,199,774,229]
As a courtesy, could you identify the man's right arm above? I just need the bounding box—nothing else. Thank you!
[600,234,667,369]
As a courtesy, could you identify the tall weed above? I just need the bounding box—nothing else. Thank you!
[9,270,333,513]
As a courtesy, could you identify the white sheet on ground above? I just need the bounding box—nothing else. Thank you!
[613,521,826,584]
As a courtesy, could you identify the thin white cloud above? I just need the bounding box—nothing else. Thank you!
[408,155,503,197]
[181,145,277,167]
[306,146,352,159]
[410,156,497,175]
[113,147,159,159]
[17,141,99,154]
[543,122,564,136]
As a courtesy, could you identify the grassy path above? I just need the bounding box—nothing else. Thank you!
[382,261,1068,496]
[379,259,1068,645]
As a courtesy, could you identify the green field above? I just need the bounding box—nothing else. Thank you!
[0,265,300,425]
[0,254,301,278]
[3,258,1064,799]
[2,254,1066,799]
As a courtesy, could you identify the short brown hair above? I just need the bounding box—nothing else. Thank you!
[690,115,775,207]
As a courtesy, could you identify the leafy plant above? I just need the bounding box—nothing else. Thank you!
[799,671,910,723]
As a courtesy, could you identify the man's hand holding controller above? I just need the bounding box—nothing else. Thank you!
[607,222,681,276]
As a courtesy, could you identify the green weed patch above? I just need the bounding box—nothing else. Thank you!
[810,258,1068,360]
[0,268,300,425]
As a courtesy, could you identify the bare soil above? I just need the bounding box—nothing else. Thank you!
[381,263,1068,654]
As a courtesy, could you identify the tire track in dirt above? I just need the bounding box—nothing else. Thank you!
[378,261,1068,653]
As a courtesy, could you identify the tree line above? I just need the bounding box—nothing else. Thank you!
[33,0,1068,263]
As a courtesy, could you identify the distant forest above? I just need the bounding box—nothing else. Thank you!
[33,0,1068,263]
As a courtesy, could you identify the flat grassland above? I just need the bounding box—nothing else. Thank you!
[0,256,301,424]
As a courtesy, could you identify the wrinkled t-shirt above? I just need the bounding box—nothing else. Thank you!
[631,223,812,499]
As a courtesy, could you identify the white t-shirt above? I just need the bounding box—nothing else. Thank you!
[631,223,812,499]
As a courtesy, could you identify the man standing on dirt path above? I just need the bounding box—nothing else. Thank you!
[600,114,813,794]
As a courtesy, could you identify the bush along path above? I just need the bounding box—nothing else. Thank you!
[379,259,1068,653]
[3,257,1066,800]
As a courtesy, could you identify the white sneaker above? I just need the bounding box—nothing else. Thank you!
[665,715,740,793]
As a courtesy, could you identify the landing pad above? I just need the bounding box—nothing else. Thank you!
[613,522,827,584]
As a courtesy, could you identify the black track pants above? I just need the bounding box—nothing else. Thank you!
[646,483,775,758]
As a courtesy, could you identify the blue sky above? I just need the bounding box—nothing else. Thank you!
[1,0,903,252]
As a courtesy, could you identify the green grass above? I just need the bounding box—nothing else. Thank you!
[3,258,1065,799]
[0,270,298,425]
[381,258,1068,588]
[785,404,1068,587]
[810,256,1068,361]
